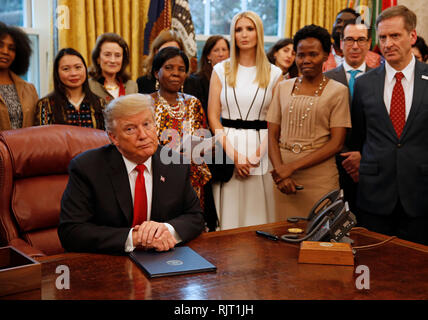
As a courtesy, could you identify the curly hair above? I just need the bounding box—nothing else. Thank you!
[0,22,32,75]
[89,33,131,82]
[293,24,332,54]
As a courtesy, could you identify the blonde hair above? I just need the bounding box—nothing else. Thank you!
[226,11,271,88]
[104,93,154,133]
[142,29,185,77]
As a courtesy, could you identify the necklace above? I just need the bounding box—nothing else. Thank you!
[289,75,328,127]
[292,75,327,97]
[157,91,186,120]
[105,83,119,90]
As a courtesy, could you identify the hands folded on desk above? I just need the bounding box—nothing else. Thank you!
[132,221,177,252]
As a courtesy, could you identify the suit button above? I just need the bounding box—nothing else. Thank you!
[397,144,401,148]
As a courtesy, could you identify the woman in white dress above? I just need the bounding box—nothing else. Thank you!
[208,11,282,230]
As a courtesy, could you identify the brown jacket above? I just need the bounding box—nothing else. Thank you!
[0,71,39,130]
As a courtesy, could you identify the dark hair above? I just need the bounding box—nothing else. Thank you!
[0,21,32,75]
[376,5,416,32]
[89,33,130,82]
[50,48,104,124]
[413,36,428,62]
[293,24,332,54]
[266,38,299,78]
[196,35,230,81]
[151,47,189,79]
[341,20,372,40]
[336,8,360,19]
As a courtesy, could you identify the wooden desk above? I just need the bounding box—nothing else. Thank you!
[3,222,427,300]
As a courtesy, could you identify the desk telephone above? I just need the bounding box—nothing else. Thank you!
[281,189,357,243]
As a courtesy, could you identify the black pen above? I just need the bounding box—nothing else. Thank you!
[256,230,279,241]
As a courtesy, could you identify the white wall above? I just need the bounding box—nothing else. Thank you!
[398,0,428,41]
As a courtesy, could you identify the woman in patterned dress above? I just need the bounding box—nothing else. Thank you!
[150,47,215,230]
[35,48,105,129]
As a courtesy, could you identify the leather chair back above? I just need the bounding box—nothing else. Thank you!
[0,125,110,256]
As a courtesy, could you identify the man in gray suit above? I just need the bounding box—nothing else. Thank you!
[325,21,372,213]
[351,6,428,245]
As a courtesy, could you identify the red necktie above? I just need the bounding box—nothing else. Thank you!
[390,72,405,138]
[132,164,147,227]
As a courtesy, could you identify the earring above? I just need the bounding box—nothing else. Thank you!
[155,79,159,91]
[207,59,212,65]
[181,85,184,93]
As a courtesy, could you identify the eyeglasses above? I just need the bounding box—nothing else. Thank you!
[343,37,369,46]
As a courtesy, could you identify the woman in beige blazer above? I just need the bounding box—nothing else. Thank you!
[0,22,38,131]
[88,33,137,103]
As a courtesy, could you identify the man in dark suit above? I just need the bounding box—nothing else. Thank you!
[325,21,372,213]
[323,8,381,72]
[58,94,205,254]
[351,6,428,245]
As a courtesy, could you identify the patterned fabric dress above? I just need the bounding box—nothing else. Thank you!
[0,84,23,129]
[35,95,106,130]
[151,92,212,209]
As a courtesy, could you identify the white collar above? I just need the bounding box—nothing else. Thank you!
[385,55,416,83]
[332,46,339,57]
[68,95,85,109]
[343,60,366,73]
[122,155,152,176]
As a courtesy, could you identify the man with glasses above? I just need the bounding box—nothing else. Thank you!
[323,8,380,72]
[325,21,372,214]
[58,94,205,254]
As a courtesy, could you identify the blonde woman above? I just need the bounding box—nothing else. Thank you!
[208,11,282,230]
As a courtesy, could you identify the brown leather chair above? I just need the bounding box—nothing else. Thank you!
[0,125,110,257]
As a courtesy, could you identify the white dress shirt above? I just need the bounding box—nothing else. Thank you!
[122,155,181,252]
[343,61,366,83]
[332,47,345,68]
[384,55,416,120]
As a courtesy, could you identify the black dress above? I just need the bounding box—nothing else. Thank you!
[137,75,157,94]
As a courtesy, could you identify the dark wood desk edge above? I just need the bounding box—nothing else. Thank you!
[34,223,427,263]
[35,252,102,263]
[198,221,290,239]
[350,228,428,253]
[200,223,428,252]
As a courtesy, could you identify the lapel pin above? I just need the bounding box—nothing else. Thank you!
[422,75,428,80]
[160,176,166,182]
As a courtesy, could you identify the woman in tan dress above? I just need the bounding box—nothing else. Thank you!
[267,24,351,219]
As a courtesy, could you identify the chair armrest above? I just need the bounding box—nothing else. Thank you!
[9,238,46,258]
